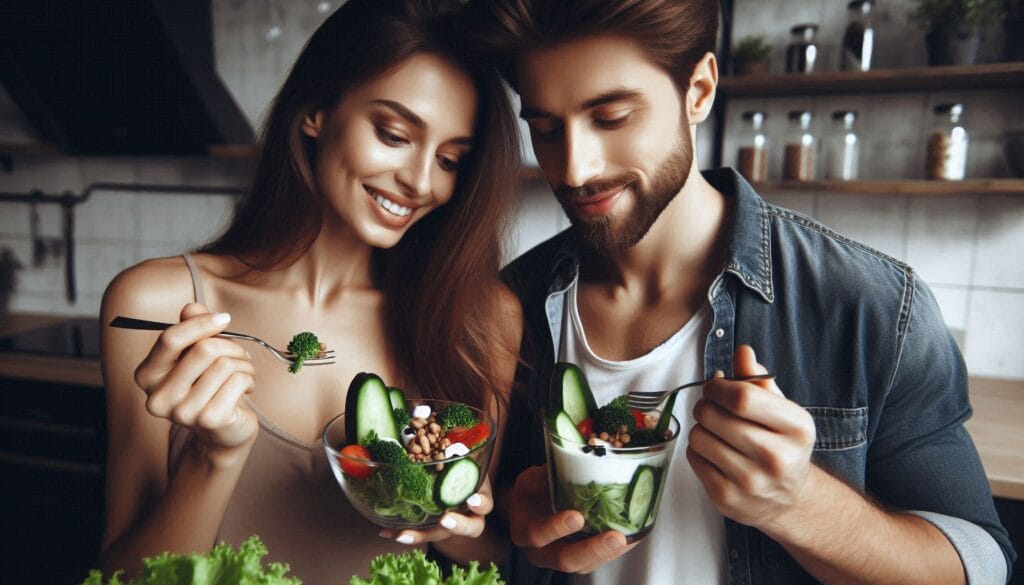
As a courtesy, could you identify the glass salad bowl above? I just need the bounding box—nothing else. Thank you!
[543,411,681,542]
[323,388,496,530]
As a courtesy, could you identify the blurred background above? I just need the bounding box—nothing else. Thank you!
[0,0,1021,583]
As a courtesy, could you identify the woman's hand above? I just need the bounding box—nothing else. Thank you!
[377,476,494,544]
[133,303,259,462]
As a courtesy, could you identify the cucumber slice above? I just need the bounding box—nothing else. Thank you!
[550,362,598,425]
[435,457,480,507]
[626,465,658,529]
[550,410,587,444]
[344,372,400,445]
[388,386,407,412]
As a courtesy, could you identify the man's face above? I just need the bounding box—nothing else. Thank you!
[517,35,694,255]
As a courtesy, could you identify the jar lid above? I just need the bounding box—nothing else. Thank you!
[847,0,874,9]
[790,23,819,34]
[788,110,812,119]
[934,103,964,115]
[742,111,767,119]
[831,110,858,119]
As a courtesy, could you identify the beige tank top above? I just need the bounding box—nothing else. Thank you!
[169,253,420,583]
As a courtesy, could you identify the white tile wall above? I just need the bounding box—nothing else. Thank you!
[0,0,1021,380]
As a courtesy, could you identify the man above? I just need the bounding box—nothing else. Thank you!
[465,1,1015,583]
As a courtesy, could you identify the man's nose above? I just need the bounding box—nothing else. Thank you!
[562,125,604,188]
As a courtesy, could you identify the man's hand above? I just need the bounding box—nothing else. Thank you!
[686,344,817,533]
[509,465,636,573]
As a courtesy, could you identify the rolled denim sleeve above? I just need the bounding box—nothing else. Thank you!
[910,510,1008,585]
[867,275,1015,582]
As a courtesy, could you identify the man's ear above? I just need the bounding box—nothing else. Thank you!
[686,52,718,125]
[301,110,324,139]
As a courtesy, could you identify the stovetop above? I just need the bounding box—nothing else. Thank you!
[0,318,101,359]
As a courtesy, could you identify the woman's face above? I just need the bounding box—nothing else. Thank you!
[303,52,478,248]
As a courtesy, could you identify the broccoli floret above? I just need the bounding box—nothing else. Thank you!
[629,428,662,447]
[389,464,432,501]
[366,437,409,464]
[609,395,629,410]
[595,403,636,435]
[437,403,477,430]
[286,331,321,373]
[393,407,411,428]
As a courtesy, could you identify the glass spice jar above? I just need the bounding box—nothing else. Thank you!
[737,111,769,182]
[925,103,968,180]
[826,111,859,181]
[786,24,819,74]
[842,0,875,72]
[783,110,816,181]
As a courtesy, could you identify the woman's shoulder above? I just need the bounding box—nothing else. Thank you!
[102,255,198,318]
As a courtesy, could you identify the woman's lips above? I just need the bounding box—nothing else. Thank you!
[365,187,417,228]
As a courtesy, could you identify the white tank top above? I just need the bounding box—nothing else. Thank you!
[559,277,726,585]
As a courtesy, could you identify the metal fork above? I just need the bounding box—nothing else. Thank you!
[109,316,336,366]
[626,373,775,410]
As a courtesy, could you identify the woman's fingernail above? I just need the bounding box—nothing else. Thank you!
[396,534,415,545]
[212,313,231,326]
[378,530,392,539]
[440,516,457,530]
[466,493,482,507]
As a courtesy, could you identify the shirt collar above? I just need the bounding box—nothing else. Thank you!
[545,168,774,303]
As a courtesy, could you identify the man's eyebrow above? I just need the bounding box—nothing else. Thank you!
[371,99,424,129]
[520,88,645,120]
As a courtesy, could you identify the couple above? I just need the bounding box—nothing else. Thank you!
[99,0,1014,583]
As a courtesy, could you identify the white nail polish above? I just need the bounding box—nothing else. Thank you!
[212,313,231,326]
[466,493,482,507]
[441,516,457,530]
[396,534,415,544]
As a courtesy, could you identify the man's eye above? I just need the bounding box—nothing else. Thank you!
[594,113,631,130]
[375,126,407,146]
[527,119,562,140]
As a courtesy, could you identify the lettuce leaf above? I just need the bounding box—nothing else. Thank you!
[82,536,301,585]
[348,550,503,585]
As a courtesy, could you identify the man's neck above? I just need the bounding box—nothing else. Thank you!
[580,169,730,299]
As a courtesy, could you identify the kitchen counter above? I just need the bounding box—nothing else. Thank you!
[0,314,1022,499]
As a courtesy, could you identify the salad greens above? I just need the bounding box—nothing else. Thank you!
[349,550,503,585]
[81,536,300,585]
[562,481,641,534]
[349,467,443,523]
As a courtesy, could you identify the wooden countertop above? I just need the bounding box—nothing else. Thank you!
[1,314,1022,498]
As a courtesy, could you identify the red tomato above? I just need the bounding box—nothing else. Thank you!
[576,417,594,437]
[631,409,646,430]
[447,422,491,448]
[339,444,373,479]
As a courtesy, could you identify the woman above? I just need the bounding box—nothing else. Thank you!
[98,0,522,580]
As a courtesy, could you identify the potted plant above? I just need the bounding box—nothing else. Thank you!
[912,0,1006,65]
[731,36,773,75]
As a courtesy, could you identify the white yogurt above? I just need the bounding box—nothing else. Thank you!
[549,439,669,486]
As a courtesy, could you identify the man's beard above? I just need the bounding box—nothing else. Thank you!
[556,128,693,257]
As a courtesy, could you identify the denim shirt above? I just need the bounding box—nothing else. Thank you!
[498,168,1014,584]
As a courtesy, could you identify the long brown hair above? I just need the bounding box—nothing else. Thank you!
[202,0,521,411]
[464,0,720,92]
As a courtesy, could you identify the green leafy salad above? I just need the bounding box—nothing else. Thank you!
[82,537,503,585]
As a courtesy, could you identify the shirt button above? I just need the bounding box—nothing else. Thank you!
[715,328,725,338]
[730,548,739,560]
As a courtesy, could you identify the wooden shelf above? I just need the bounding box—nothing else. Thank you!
[718,62,1024,98]
[753,179,1024,196]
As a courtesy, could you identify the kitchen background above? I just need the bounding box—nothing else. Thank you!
[1,0,1023,380]
[0,1,1022,584]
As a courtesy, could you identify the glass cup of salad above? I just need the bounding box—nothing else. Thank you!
[323,373,496,530]
[543,363,682,542]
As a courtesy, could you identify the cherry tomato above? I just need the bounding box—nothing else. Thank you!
[631,409,646,430]
[339,444,373,479]
[447,422,491,448]
[576,417,594,437]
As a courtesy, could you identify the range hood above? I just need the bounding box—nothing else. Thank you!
[1,0,253,155]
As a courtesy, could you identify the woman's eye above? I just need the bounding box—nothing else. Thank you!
[376,126,408,146]
[437,156,460,173]
[527,119,562,141]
